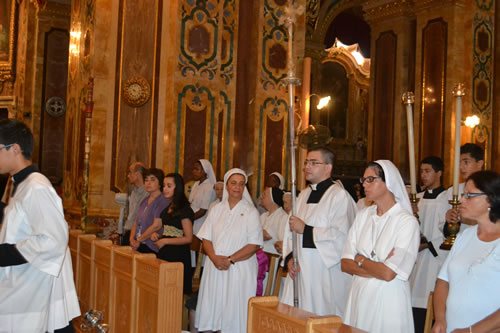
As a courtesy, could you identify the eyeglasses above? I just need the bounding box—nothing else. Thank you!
[303,160,326,167]
[462,192,487,199]
[360,176,380,184]
[0,144,13,151]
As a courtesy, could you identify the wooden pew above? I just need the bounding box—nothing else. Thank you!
[77,234,96,314]
[91,240,114,324]
[247,296,367,333]
[134,257,184,333]
[69,229,83,284]
[109,247,155,333]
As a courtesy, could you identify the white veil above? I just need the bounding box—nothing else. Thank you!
[199,159,216,185]
[223,168,253,205]
[374,160,412,215]
[270,172,285,190]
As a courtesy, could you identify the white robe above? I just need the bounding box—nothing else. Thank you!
[409,189,449,308]
[189,179,217,234]
[438,226,500,332]
[260,207,288,255]
[0,173,80,333]
[342,203,420,333]
[280,183,356,317]
[195,199,263,333]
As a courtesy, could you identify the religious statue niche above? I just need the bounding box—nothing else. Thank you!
[310,39,370,176]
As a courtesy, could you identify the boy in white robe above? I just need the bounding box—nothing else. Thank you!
[409,156,449,332]
[281,147,356,317]
[0,119,80,333]
[441,144,484,240]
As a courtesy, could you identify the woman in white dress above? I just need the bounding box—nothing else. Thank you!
[195,168,263,333]
[341,160,420,333]
[432,171,500,333]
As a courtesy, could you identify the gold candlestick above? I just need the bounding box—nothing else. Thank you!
[440,195,461,250]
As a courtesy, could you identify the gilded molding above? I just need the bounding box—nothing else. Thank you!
[0,0,18,83]
[413,0,467,12]
[363,0,414,24]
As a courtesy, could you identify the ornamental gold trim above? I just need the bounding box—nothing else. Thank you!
[122,76,151,107]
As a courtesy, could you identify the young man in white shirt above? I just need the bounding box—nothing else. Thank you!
[0,119,79,332]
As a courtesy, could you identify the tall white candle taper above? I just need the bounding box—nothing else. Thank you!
[403,92,417,195]
[452,84,465,197]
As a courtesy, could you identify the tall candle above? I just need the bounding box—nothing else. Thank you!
[403,92,417,194]
[452,84,465,197]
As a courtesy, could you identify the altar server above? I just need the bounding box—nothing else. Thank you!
[441,143,484,235]
[409,157,449,333]
[0,119,80,332]
[281,147,357,317]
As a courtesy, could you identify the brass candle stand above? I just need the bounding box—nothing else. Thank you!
[409,193,419,220]
[440,195,461,250]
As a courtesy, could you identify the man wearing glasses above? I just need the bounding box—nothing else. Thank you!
[0,119,79,332]
[280,147,357,317]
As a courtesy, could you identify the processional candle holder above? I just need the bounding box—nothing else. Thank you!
[440,195,461,250]
[402,92,419,220]
[80,309,109,333]
[440,83,465,250]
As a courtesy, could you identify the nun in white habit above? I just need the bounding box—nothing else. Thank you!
[269,171,285,190]
[341,160,420,333]
[189,159,217,235]
[195,168,263,333]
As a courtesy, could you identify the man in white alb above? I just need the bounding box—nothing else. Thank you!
[441,143,484,237]
[409,156,449,333]
[281,147,357,317]
[0,119,80,332]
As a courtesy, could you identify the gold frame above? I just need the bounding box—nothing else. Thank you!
[0,0,18,82]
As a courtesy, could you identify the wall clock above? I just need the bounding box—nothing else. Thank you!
[122,76,151,107]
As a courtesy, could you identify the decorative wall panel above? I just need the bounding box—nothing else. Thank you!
[472,1,494,164]
[419,19,447,161]
[64,0,95,206]
[174,0,238,182]
[111,0,163,192]
[257,97,287,193]
[40,29,69,186]
[372,31,396,161]
[253,0,290,196]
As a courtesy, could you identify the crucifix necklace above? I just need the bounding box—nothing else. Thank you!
[371,217,383,259]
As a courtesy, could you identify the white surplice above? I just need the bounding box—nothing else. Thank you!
[280,183,356,317]
[195,198,263,333]
[342,203,420,333]
[409,189,450,308]
[0,173,80,333]
[261,207,288,255]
